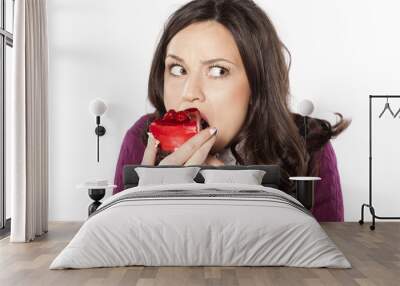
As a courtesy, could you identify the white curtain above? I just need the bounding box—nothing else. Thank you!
[10,0,48,242]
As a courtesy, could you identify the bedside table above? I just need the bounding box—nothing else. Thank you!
[289,177,321,210]
[77,183,116,216]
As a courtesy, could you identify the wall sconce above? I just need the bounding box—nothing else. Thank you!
[89,98,107,162]
[298,99,315,157]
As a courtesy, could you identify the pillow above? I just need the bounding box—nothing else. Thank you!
[200,169,266,185]
[135,166,201,186]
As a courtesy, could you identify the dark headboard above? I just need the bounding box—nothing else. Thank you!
[123,164,281,190]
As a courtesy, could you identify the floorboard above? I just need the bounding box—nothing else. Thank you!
[0,222,399,286]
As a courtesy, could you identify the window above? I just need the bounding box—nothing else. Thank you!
[0,0,14,236]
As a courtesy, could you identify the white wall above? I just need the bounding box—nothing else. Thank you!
[47,0,400,221]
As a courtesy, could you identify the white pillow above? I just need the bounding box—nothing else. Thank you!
[200,169,266,185]
[135,167,201,186]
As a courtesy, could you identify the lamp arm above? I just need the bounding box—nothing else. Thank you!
[304,116,308,159]
[94,116,106,162]
[97,116,100,162]
[97,125,100,162]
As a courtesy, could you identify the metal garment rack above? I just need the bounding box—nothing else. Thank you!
[359,95,400,230]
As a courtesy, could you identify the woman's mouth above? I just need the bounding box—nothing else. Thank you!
[172,107,210,130]
[198,110,211,130]
[149,107,216,153]
[200,118,210,130]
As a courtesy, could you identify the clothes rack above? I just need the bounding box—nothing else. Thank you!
[359,95,400,230]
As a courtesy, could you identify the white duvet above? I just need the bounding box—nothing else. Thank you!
[50,183,351,269]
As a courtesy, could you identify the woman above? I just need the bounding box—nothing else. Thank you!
[113,0,351,222]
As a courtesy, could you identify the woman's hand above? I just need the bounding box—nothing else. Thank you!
[141,127,218,166]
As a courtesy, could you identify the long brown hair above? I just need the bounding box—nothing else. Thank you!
[142,0,351,194]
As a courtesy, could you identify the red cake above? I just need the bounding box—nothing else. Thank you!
[149,108,209,153]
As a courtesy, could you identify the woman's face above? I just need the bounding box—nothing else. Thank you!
[163,20,251,153]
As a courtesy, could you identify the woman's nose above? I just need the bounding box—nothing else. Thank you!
[181,76,205,103]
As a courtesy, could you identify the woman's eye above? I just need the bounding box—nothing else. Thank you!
[209,66,229,78]
[170,65,186,76]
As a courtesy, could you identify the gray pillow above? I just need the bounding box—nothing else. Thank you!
[200,169,266,185]
[135,166,201,186]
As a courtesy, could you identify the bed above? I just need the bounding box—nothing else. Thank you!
[49,164,351,269]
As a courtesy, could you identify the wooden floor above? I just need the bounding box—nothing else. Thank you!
[0,222,399,286]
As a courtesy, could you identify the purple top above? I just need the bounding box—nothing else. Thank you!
[113,114,344,222]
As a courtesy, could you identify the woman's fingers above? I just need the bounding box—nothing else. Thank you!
[159,127,218,166]
[184,135,217,166]
[140,132,160,165]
